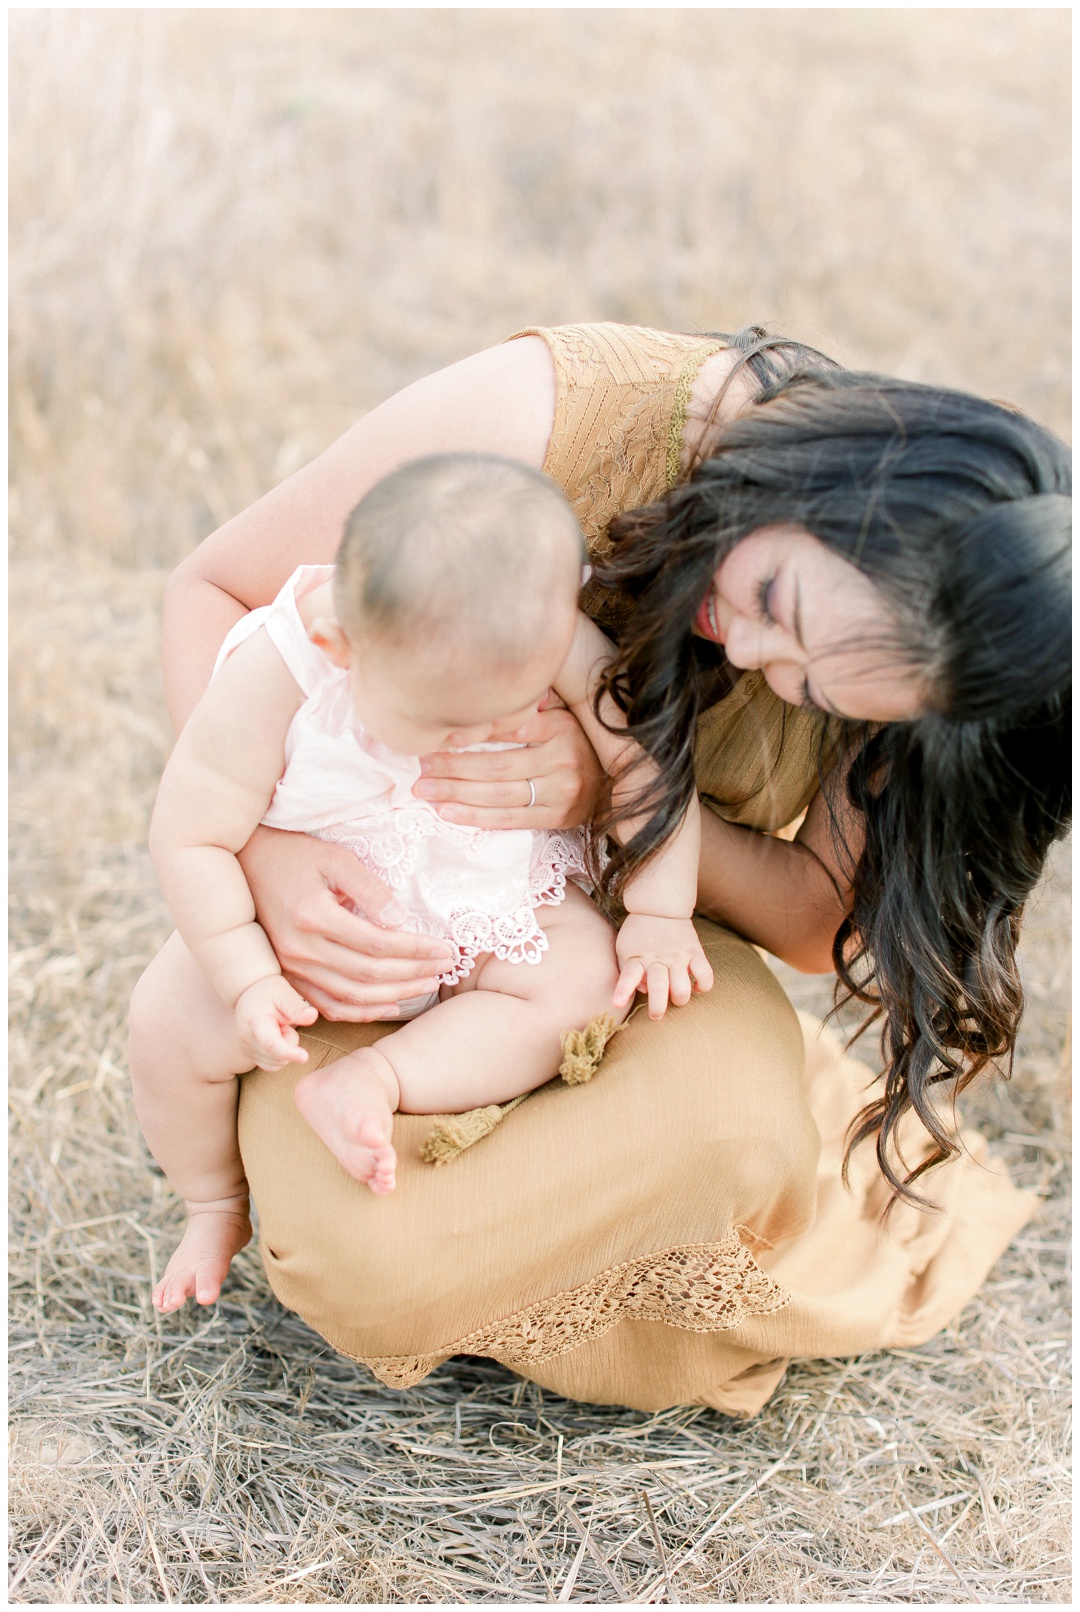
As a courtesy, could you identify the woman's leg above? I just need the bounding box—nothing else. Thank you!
[238,918,819,1400]
[292,885,622,1191]
[128,931,256,1313]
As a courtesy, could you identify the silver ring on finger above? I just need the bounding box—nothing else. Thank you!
[525,777,537,808]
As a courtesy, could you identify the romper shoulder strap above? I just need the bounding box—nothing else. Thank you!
[214,564,336,698]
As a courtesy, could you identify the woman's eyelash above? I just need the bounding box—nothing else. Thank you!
[798,678,824,715]
[756,575,776,624]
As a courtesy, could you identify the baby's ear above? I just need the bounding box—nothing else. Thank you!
[308,617,352,669]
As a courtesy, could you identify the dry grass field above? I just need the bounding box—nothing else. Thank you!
[9,9,1071,1604]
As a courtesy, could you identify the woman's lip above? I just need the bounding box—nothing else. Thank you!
[694,593,723,642]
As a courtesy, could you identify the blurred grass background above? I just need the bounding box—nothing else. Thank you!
[10,8,1070,570]
[9,8,1071,1603]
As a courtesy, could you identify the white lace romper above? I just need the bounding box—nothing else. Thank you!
[215,565,588,1016]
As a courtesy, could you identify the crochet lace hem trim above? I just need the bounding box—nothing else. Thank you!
[319,819,586,984]
[352,1230,790,1389]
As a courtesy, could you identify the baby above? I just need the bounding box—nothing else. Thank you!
[137,454,713,1314]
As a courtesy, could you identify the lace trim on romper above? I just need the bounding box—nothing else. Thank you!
[318,818,586,980]
[353,1230,790,1389]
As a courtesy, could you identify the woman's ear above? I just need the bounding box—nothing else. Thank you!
[308,617,352,668]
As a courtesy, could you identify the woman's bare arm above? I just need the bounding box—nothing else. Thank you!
[696,782,860,973]
[162,335,558,733]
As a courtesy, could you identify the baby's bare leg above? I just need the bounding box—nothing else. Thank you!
[128,931,255,1313]
[294,886,622,1183]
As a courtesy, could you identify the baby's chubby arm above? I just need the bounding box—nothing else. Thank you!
[149,629,318,1065]
[552,614,714,1019]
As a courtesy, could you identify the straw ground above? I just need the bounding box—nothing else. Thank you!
[10,11,1070,1603]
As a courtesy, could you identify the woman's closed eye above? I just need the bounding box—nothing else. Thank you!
[797,677,826,715]
[756,574,777,625]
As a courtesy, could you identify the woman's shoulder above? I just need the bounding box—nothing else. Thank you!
[504,324,729,558]
[506,323,726,394]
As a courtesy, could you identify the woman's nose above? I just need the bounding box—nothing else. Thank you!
[723,615,763,668]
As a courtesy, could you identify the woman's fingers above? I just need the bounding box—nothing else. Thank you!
[280,928,448,1015]
[418,748,537,784]
[414,707,604,830]
[415,777,543,809]
[316,849,453,961]
[297,893,454,968]
[238,826,448,1019]
[240,827,455,969]
[316,844,408,927]
[291,981,403,1024]
[277,946,443,996]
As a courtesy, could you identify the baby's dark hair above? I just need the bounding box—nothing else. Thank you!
[335,453,584,665]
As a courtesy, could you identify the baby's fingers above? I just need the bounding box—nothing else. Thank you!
[276,981,320,1026]
[690,947,715,994]
[251,1016,309,1069]
[646,964,671,1021]
[613,959,646,1009]
[668,961,693,1009]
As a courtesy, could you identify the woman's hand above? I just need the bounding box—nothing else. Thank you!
[412,702,605,830]
[238,826,455,1022]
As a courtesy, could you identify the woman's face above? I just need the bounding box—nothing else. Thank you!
[693,526,928,722]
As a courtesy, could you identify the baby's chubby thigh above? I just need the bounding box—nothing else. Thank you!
[129,930,255,1089]
[128,932,258,1211]
[454,883,624,1033]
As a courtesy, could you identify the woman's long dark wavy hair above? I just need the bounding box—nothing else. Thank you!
[591,327,1071,1207]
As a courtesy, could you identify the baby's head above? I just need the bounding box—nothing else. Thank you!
[313,453,586,755]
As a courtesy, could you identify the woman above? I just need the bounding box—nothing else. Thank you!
[137,323,1070,1415]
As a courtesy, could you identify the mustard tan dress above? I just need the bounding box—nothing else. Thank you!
[237,324,1034,1417]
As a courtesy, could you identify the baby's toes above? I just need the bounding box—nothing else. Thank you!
[155,1271,193,1314]
[193,1259,228,1307]
[368,1142,398,1195]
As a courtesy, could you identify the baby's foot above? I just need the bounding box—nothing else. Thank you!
[153,1198,252,1314]
[294,1052,398,1193]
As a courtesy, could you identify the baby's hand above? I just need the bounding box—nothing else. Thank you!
[235,976,319,1072]
[613,914,714,1021]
